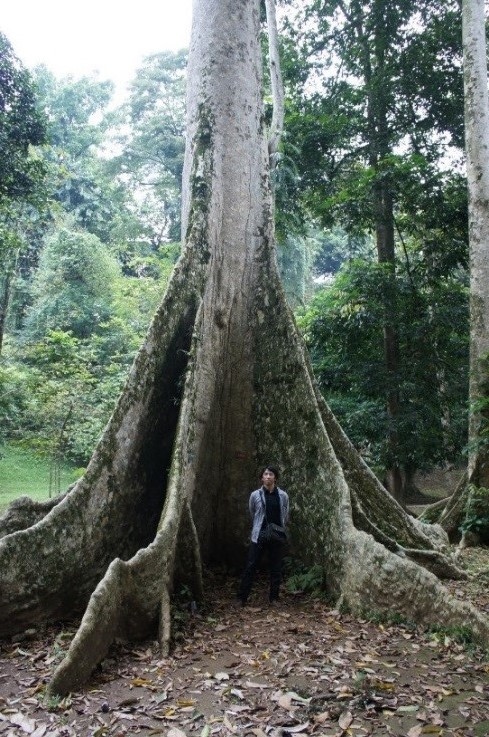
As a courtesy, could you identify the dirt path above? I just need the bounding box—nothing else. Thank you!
[1,551,489,737]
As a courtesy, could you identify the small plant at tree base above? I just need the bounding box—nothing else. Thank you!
[42,692,63,711]
[285,563,327,598]
[426,624,478,652]
[461,485,489,543]
[360,609,417,630]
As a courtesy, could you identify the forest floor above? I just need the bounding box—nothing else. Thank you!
[1,547,489,737]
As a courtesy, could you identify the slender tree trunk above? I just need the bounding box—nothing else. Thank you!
[358,6,403,504]
[432,0,489,540]
[0,248,19,355]
[463,0,489,488]
[0,0,488,698]
[374,179,403,503]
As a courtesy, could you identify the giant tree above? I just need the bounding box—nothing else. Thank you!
[1,0,488,698]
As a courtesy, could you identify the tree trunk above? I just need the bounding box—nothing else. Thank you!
[426,0,489,541]
[360,7,403,504]
[1,0,488,697]
[374,179,403,503]
[464,0,489,489]
[0,248,18,356]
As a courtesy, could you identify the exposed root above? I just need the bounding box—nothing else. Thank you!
[417,497,449,525]
[48,557,131,696]
[48,495,184,696]
[0,257,201,637]
[185,498,204,602]
[350,492,466,579]
[312,376,464,575]
[159,584,172,658]
[0,492,68,539]
[439,471,469,541]
[48,302,205,695]
[343,526,489,647]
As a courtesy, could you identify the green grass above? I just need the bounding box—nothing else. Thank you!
[0,444,76,513]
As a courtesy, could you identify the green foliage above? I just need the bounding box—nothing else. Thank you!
[0,33,47,205]
[426,624,477,651]
[0,48,185,479]
[24,228,119,340]
[109,50,187,244]
[297,256,469,474]
[285,563,326,597]
[461,486,489,543]
[360,609,417,629]
[467,352,489,457]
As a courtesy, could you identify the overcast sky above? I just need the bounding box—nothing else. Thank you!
[1,0,193,100]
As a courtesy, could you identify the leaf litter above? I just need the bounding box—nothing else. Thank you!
[0,548,488,737]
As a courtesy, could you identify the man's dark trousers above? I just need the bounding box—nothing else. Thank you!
[238,539,284,603]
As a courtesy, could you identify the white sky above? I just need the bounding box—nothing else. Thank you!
[1,0,193,100]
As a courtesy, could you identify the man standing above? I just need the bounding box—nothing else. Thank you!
[238,466,289,606]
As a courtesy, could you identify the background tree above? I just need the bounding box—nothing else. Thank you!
[299,255,469,491]
[0,0,487,698]
[463,0,489,492]
[0,32,47,354]
[108,50,187,252]
[427,0,489,544]
[280,0,465,502]
[0,65,178,468]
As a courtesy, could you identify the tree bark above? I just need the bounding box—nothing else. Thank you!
[1,0,488,697]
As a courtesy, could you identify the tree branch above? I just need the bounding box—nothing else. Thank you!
[265,0,284,169]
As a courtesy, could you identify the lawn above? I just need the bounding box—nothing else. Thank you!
[0,444,76,513]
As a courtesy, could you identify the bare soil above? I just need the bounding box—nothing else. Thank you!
[1,547,489,737]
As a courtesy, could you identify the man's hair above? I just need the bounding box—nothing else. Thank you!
[260,465,280,481]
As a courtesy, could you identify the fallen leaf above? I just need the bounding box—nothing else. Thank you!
[397,705,419,714]
[214,672,229,681]
[288,691,311,705]
[338,711,353,730]
[282,722,310,734]
[9,713,37,734]
[167,729,187,737]
[278,693,293,709]
[131,677,154,688]
[407,728,422,737]
[31,726,48,737]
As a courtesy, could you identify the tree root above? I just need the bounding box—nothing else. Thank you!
[342,525,489,646]
[48,481,196,696]
[0,492,69,539]
[0,256,201,636]
[417,497,449,525]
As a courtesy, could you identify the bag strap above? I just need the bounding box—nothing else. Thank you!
[262,486,282,527]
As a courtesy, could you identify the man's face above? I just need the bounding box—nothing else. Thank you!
[262,470,276,489]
